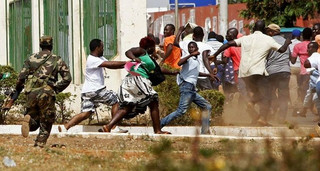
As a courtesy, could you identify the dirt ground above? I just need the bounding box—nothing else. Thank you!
[0,134,156,170]
[0,134,223,170]
[0,133,319,170]
[1,74,319,170]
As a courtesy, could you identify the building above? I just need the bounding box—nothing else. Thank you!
[147,0,169,13]
[168,0,216,10]
[148,3,252,41]
[0,0,148,113]
[148,2,320,40]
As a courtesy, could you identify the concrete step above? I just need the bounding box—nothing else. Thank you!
[0,125,318,138]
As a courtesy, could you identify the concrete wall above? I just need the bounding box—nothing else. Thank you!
[149,3,253,38]
[149,3,320,39]
[0,0,148,115]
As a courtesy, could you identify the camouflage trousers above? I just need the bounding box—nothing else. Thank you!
[25,86,56,146]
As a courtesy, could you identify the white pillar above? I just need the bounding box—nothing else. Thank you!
[175,0,179,30]
[69,0,82,85]
[106,0,147,91]
[31,0,40,53]
[117,0,147,61]
[218,0,228,37]
[0,0,8,65]
[39,0,44,36]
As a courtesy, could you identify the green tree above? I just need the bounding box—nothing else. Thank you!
[240,0,320,27]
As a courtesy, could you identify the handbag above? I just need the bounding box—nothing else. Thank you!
[141,57,165,86]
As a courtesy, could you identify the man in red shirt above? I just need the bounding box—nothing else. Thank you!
[224,28,242,82]
[223,28,247,105]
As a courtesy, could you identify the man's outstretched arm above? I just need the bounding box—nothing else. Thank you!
[208,40,237,64]
[99,61,127,69]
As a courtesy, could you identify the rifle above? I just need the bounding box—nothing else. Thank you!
[0,90,13,124]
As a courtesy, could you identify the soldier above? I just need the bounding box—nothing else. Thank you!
[3,36,72,147]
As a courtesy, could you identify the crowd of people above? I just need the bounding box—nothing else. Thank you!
[2,20,320,147]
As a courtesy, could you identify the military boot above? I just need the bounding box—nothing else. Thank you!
[21,115,31,137]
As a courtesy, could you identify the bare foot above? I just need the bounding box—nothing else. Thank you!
[155,131,171,134]
[102,125,111,132]
[257,119,272,127]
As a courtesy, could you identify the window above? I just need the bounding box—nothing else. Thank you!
[43,0,69,65]
[83,0,117,59]
[9,0,32,71]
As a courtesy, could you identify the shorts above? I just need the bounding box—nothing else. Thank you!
[81,87,118,112]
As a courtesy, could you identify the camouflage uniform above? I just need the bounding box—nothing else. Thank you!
[15,36,72,147]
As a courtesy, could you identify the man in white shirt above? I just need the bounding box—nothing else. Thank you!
[175,26,216,90]
[59,39,127,133]
[206,31,223,53]
[304,42,320,128]
[210,20,291,126]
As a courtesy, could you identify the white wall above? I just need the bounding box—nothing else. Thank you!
[106,0,148,91]
[69,0,148,114]
[0,0,148,115]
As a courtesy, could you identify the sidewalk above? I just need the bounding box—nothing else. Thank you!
[0,125,319,141]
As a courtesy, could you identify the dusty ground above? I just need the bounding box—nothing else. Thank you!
[1,77,319,170]
[0,133,319,170]
[0,134,222,170]
[0,134,157,170]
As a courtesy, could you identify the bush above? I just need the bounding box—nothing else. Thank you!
[0,65,20,124]
[155,71,225,126]
[55,92,76,124]
[139,137,320,171]
[0,65,76,124]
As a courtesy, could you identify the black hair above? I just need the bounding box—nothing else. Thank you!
[90,39,102,52]
[40,45,53,51]
[165,24,175,32]
[253,20,265,32]
[302,28,312,40]
[208,31,217,39]
[193,26,204,38]
[309,42,319,50]
[188,41,198,48]
[228,28,239,36]
[216,35,224,43]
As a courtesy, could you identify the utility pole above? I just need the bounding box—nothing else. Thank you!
[175,0,179,31]
[219,0,228,37]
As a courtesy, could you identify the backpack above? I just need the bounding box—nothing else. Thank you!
[141,57,165,86]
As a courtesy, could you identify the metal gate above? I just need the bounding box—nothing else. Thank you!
[43,0,69,65]
[83,0,117,59]
[9,0,32,71]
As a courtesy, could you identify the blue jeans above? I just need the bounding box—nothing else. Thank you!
[160,82,211,134]
[315,82,320,115]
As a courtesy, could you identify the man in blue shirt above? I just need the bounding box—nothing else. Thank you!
[160,38,218,134]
